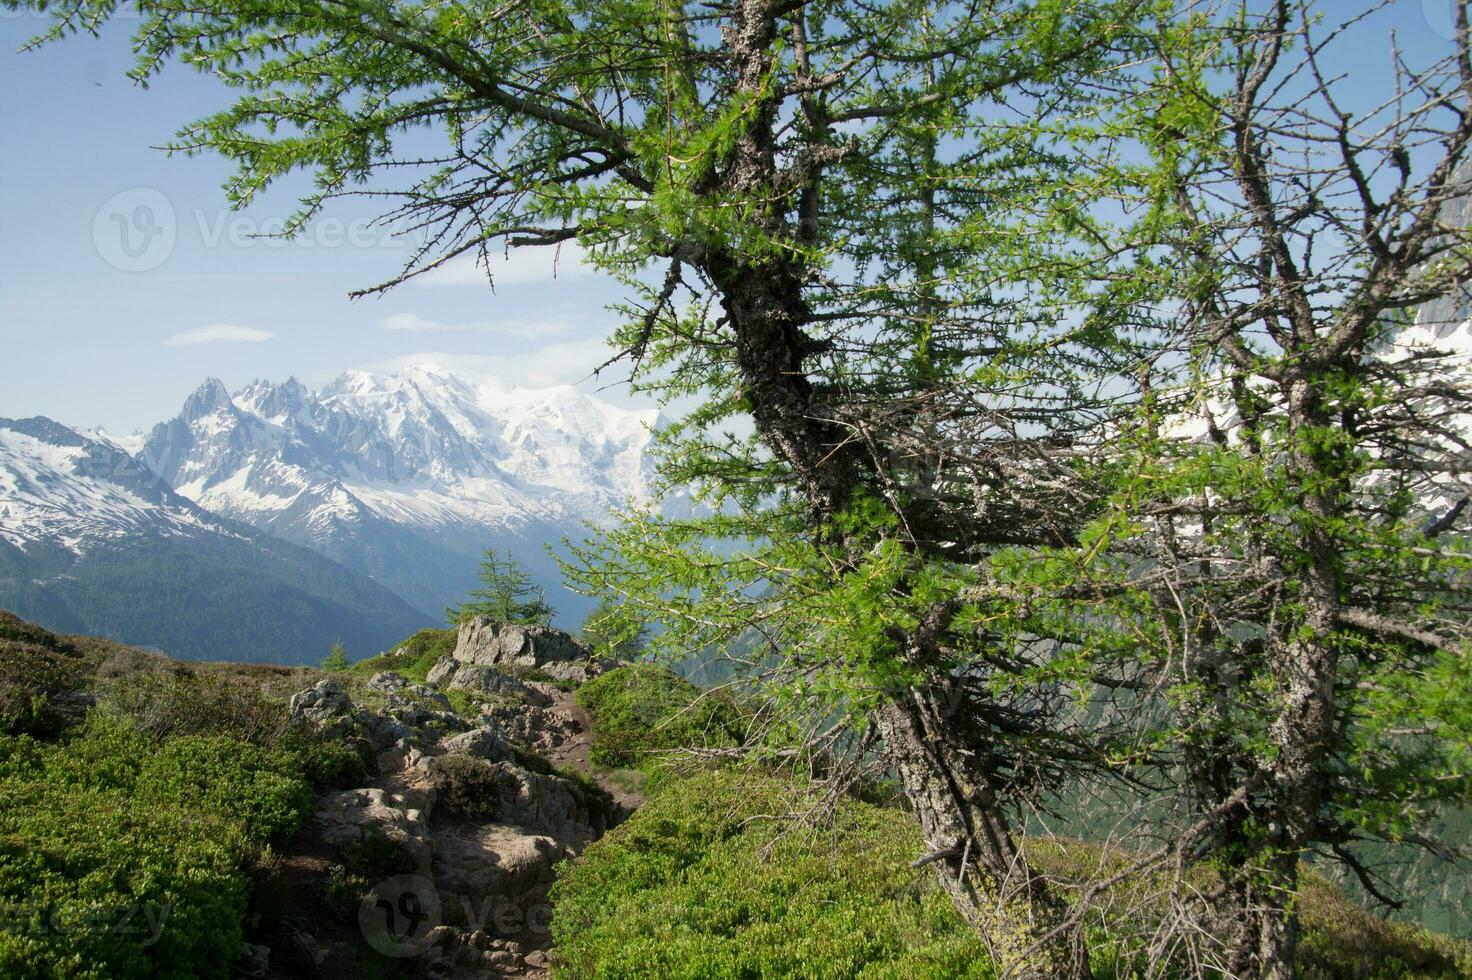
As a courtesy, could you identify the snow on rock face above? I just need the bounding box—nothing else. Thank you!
[0,416,232,554]
[138,365,662,548]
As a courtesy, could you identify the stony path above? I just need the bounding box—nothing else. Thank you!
[258,676,642,980]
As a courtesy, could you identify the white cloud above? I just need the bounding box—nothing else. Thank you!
[162,324,274,347]
[378,313,467,333]
[416,242,593,287]
[356,339,627,392]
[376,312,578,339]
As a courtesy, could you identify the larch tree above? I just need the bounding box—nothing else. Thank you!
[10,0,1168,972]
[447,548,555,625]
[1051,3,1472,976]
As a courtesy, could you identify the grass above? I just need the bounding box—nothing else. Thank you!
[344,627,457,683]
[553,766,1472,980]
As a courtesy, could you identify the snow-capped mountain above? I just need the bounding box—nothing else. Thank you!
[0,415,239,554]
[0,416,429,662]
[137,362,664,621]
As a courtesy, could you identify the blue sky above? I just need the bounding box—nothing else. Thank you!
[0,1,1463,432]
[0,12,639,434]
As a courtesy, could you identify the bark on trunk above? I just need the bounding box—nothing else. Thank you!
[706,6,1085,970]
[1221,375,1343,979]
[876,688,1086,979]
[709,263,1087,978]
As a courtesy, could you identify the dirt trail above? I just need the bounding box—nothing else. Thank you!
[545,691,646,813]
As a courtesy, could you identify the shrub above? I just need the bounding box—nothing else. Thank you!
[574,665,746,769]
[551,769,994,979]
[1294,873,1472,980]
[135,736,313,843]
[553,769,1472,980]
[0,640,89,737]
[99,666,292,746]
[0,774,252,979]
[278,731,370,789]
[347,628,456,683]
[427,754,517,821]
[40,713,153,791]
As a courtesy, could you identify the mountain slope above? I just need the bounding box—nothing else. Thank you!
[138,363,664,622]
[0,417,430,662]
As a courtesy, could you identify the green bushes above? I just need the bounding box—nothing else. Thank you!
[551,769,993,979]
[0,643,87,737]
[98,664,296,745]
[427,754,517,821]
[575,665,746,769]
[0,778,252,979]
[347,627,457,683]
[0,654,364,978]
[554,768,1472,980]
[135,736,314,843]
[0,720,259,979]
[0,613,97,738]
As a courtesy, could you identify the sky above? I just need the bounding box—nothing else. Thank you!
[0,12,643,434]
[0,1,1465,433]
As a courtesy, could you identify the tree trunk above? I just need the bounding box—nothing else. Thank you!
[709,263,1087,977]
[1221,375,1343,979]
[876,686,1087,979]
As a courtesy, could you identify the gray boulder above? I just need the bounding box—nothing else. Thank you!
[425,656,459,688]
[315,786,434,876]
[448,665,552,707]
[478,702,579,753]
[453,619,592,670]
[288,679,355,738]
[441,726,520,765]
[368,671,410,695]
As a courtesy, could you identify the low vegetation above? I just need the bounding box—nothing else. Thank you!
[343,627,457,683]
[551,768,994,979]
[552,768,1472,980]
[575,664,747,770]
[2,609,1466,978]
[0,616,362,977]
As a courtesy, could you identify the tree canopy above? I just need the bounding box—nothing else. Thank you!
[446,549,554,626]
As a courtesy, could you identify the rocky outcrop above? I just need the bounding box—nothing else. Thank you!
[315,786,435,877]
[288,676,457,754]
[283,668,619,978]
[450,618,616,684]
[442,726,520,765]
[479,701,580,754]
[447,663,553,707]
[288,679,357,739]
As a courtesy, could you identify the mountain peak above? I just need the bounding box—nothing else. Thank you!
[181,377,236,422]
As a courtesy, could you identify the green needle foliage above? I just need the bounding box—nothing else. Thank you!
[446,548,554,626]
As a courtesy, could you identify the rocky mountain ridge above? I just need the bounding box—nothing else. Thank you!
[275,616,633,978]
[136,362,663,621]
[0,416,430,661]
